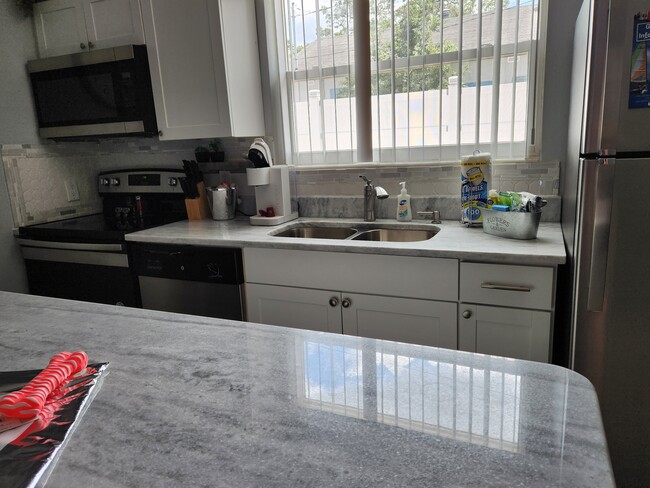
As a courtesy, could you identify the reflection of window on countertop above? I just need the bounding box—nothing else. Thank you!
[296,339,522,453]
[297,340,365,419]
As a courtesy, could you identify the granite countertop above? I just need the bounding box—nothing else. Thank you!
[0,292,611,487]
[126,217,566,265]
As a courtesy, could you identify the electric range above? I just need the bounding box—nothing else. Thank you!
[17,168,187,306]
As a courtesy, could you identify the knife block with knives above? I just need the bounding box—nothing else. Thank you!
[181,160,211,220]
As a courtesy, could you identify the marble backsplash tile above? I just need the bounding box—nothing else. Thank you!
[3,154,101,226]
[2,138,561,226]
[296,195,561,222]
[1,138,255,227]
[292,161,561,197]
[290,161,561,222]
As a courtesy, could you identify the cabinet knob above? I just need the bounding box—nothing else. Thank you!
[158,130,163,137]
[341,298,351,308]
[80,42,86,49]
[462,310,473,319]
[329,297,339,307]
[88,41,95,49]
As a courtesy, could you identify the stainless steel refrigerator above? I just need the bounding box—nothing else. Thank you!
[562,1,650,486]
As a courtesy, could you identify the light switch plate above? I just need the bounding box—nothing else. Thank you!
[65,180,80,202]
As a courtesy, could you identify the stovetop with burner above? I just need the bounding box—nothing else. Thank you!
[19,214,128,243]
[19,169,187,244]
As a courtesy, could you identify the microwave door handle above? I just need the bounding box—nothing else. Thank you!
[586,158,615,312]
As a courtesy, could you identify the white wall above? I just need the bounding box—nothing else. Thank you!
[0,2,39,293]
[540,0,583,163]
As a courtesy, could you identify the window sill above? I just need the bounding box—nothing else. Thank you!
[289,157,541,172]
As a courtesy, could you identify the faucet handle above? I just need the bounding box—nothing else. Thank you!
[359,175,372,185]
[417,210,441,224]
[375,186,389,199]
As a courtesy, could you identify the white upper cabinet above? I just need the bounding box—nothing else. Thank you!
[82,0,145,49]
[140,0,265,139]
[34,0,144,58]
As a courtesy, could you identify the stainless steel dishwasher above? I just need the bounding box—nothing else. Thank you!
[130,243,244,320]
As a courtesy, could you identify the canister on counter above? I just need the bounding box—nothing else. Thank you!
[461,151,492,225]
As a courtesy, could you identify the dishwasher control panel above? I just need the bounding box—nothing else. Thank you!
[130,244,243,284]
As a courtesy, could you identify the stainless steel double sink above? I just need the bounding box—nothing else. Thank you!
[270,222,439,242]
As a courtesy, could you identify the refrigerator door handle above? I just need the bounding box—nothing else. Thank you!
[586,158,615,312]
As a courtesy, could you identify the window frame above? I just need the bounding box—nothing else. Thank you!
[267,0,548,168]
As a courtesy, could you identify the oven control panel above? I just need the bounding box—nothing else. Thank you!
[98,169,186,194]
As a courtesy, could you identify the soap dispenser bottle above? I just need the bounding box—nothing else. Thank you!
[396,181,412,221]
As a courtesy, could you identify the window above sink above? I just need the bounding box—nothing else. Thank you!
[275,0,544,166]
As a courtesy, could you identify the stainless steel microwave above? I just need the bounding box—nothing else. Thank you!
[27,45,158,139]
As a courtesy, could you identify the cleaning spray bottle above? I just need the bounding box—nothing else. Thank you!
[396,182,412,221]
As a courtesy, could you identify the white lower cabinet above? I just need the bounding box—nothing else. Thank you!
[245,284,342,334]
[243,248,556,362]
[342,293,457,348]
[458,304,551,362]
[245,283,457,349]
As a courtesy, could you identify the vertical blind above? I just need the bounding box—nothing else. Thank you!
[283,0,541,165]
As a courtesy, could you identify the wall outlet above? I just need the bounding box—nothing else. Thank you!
[65,180,80,202]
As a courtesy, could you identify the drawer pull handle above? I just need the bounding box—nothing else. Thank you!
[480,283,531,292]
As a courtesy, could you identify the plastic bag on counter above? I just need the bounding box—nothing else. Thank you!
[488,191,547,212]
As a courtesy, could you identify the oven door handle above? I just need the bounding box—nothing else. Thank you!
[20,247,129,268]
[15,238,124,252]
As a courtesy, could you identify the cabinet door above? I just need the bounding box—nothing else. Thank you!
[140,0,231,140]
[34,0,88,57]
[218,0,265,137]
[245,284,343,334]
[82,0,144,49]
[458,305,551,363]
[342,294,457,349]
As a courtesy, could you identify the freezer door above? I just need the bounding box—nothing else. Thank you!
[573,158,650,487]
[576,0,650,154]
[604,0,650,153]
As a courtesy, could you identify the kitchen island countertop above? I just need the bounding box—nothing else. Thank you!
[125,217,566,265]
[0,292,612,487]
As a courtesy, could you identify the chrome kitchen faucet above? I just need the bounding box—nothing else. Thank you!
[360,175,389,222]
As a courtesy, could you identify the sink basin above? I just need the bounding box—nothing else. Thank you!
[272,226,357,239]
[272,222,439,242]
[351,228,438,242]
